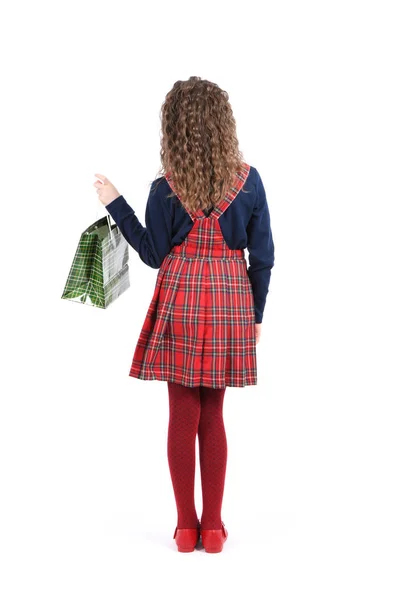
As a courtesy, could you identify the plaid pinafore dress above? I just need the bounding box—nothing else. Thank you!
[129,162,257,388]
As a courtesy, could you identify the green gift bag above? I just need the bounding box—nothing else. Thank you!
[61,213,130,308]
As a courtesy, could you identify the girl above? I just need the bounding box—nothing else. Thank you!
[94,76,275,553]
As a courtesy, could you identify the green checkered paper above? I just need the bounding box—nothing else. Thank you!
[61,214,130,308]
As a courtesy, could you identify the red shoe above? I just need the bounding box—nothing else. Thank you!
[200,522,228,553]
[173,521,201,552]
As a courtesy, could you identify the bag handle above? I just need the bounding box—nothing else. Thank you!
[95,200,114,237]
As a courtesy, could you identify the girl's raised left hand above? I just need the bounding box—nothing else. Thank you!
[93,174,120,207]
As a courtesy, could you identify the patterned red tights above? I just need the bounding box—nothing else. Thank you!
[167,381,227,530]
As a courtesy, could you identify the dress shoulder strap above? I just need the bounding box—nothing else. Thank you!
[164,172,197,222]
[210,162,251,220]
[165,162,251,222]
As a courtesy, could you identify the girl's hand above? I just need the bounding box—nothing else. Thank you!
[255,323,262,345]
[93,174,120,207]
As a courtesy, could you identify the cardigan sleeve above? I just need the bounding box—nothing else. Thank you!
[246,169,275,324]
[104,181,173,269]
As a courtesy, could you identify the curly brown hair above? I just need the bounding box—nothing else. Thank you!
[152,76,249,213]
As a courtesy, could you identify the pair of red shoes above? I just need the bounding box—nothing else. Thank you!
[173,520,228,553]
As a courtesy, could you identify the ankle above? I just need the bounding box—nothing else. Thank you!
[200,519,223,530]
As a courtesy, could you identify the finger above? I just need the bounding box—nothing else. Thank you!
[94,174,106,184]
[97,174,109,185]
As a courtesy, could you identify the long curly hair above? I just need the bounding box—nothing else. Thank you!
[152,76,248,213]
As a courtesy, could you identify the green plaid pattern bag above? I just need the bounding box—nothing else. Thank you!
[61,214,130,308]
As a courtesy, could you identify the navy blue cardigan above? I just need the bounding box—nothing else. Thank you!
[105,166,275,323]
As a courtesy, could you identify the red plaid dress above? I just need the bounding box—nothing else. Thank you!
[129,162,257,388]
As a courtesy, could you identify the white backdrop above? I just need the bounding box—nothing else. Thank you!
[1,0,399,598]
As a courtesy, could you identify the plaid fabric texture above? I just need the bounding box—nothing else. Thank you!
[129,162,257,388]
[61,215,130,309]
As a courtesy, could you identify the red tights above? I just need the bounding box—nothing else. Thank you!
[167,381,227,530]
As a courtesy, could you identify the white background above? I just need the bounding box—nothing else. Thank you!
[1,0,399,598]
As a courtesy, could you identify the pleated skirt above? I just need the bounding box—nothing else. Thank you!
[129,250,257,388]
